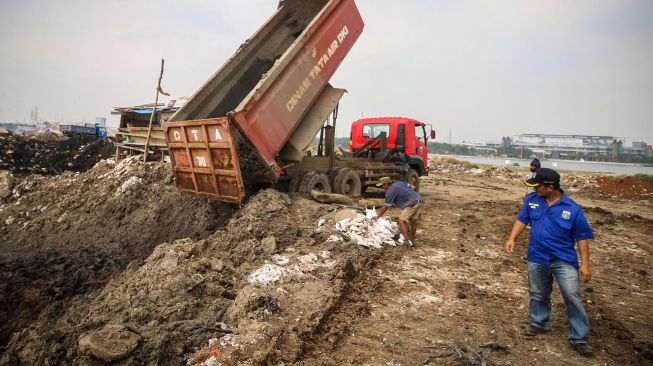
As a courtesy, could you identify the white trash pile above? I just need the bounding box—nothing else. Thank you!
[247,264,292,286]
[335,209,400,249]
[247,251,338,287]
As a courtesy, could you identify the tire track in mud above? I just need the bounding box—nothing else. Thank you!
[292,249,396,364]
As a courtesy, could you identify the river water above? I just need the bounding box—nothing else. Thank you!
[430,154,653,175]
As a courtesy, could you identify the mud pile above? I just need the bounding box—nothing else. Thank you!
[1,188,383,365]
[428,157,605,194]
[0,132,114,174]
[428,157,481,174]
[429,157,522,180]
[0,157,234,348]
[596,175,653,199]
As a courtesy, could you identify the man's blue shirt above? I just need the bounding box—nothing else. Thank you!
[384,182,423,209]
[517,192,594,269]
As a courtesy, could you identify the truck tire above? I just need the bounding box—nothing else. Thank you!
[333,168,362,197]
[328,168,342,186]
[408,168,420,192]
[288,172,304,193]
[299,171,331,194]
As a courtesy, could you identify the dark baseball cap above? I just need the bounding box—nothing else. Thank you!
[525,168,560,187]
[530,158,541,168]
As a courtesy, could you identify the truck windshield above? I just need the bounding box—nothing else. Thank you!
[362,124,390,139]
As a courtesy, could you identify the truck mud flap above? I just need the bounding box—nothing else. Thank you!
[165,118,245,203]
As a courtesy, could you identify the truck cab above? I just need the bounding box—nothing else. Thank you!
[95,125,108,138]
[350,117,434,176]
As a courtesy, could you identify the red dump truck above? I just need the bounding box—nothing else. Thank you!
[165,0,434,203]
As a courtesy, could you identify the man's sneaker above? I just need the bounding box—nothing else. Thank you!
[407,240,414,248]
[524,325,547,337]
[572,343,594,357]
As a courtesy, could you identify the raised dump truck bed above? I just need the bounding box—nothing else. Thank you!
[166,0,364,203]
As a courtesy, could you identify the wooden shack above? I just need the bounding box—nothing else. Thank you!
[111,99,185,160]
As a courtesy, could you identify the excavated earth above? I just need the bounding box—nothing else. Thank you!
[1,155,652,365]
[0,156,234,353]
[0,132,115,175]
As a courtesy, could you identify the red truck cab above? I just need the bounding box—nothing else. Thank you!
[350,117,434,176]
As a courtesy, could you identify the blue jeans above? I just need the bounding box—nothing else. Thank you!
[528,260,590,344]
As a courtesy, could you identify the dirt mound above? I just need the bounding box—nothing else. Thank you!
[2,157,651,365]
[1,189,381,365]
[429,157,481,174]
[0,132,114,174]
[596,176,653,199]
[0,157,234,348]
[429,157,522,180]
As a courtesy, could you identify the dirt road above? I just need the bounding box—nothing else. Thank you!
[1,157,651,365]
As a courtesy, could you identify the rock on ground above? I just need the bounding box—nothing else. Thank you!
[78,324,141,361]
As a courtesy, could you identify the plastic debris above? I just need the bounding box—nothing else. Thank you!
[335,209,399,249]
[247,264,290,286]
[116,176,143,194]
[326,235,343,242]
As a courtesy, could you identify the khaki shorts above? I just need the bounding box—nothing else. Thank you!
[399,201,423,221]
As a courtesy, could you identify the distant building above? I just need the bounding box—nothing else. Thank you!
[494,134,649,158]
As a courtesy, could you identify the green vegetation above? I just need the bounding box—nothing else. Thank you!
[334,137,350,150]
[633,174,653,185]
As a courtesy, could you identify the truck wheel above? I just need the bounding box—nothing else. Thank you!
[288,172,304,192]
[333,168,361,197]
[408,168,420,192]
[328,168,342,186]
[299,171,331,194]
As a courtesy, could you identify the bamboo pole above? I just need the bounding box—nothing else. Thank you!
[143,59,166,162]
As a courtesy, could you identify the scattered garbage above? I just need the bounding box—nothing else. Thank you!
[116,176,143,194]
[247,264,292,286]
[335,209,399,249]
[422,342,509,366]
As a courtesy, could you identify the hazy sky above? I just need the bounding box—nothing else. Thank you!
[1,0,652,144]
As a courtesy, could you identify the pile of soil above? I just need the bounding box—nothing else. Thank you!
[0,157,234,349]
[428,157,523,180]
[0,132,114,174]
[2,151,651,365]
[429,157,483,174]
[596,176,653,199]
[1,189,379,365]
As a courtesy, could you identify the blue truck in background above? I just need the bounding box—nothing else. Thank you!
[59,123,107,138]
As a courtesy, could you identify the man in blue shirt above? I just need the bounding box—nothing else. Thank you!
[373,176,424,247]
[504,168,595,357]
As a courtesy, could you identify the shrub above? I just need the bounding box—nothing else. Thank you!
[633,174,653,185]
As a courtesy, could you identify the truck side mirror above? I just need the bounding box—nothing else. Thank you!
[430,130,436,139]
